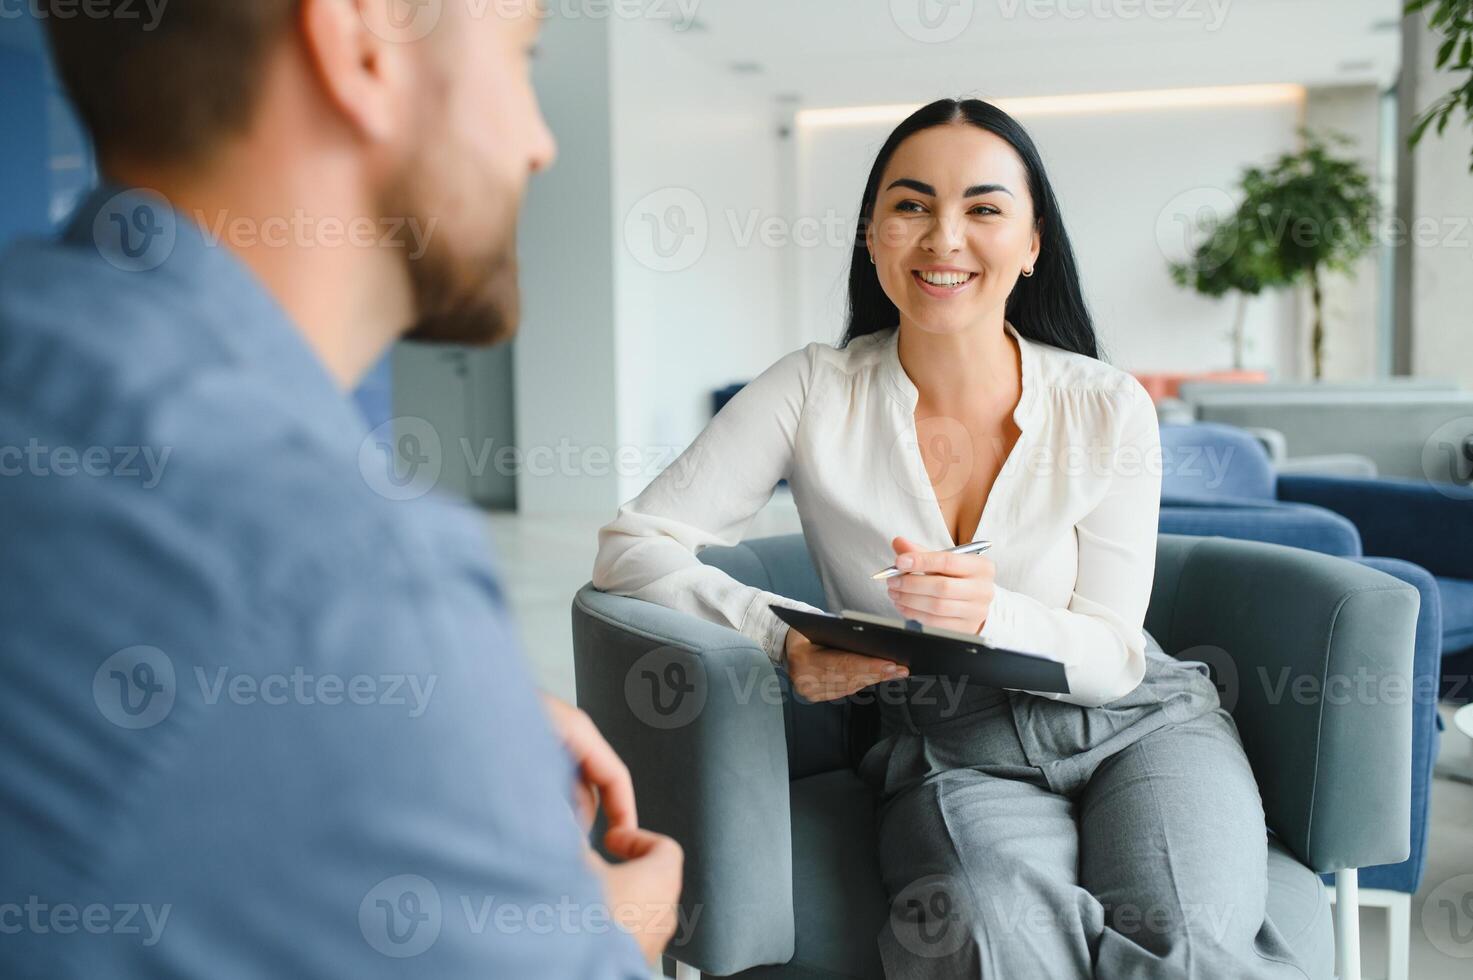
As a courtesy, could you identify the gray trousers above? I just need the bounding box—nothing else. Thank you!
[857,651,1309,980]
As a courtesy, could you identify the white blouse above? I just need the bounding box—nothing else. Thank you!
[592,322,1163,707]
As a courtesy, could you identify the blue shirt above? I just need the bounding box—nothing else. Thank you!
[0,188,648,978]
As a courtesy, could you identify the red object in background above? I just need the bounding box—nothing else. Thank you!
[1134,370,1269,403]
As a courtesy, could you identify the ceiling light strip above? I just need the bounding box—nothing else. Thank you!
[795,84,1306,128]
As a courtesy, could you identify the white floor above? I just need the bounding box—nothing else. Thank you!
[486,503,1473,980]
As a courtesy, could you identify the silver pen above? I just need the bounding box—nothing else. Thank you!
[870,539,993,580]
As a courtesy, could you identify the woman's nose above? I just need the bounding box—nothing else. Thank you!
[920,214,964,255]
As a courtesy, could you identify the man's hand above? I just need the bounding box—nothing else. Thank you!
[592,826,685,965]
[541,694,684,964]
[885,535,996,634]
[540,693,637,838]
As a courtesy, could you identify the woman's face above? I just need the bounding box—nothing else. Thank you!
[865,123,1041,337]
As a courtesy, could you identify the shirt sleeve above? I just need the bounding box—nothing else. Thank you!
[592,345,828,664]
[978,381,1162,707]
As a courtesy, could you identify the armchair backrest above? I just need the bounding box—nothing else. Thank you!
[1160,421,1276,501]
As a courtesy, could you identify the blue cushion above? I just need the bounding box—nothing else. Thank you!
[1160,422,1277,500]
[1437,577,1473,653]
[1159,498,1362,558]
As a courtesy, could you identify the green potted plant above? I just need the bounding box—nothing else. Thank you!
[1169,131,1380,380]
[1406,0,1473,171]
[1169,198,1288,372]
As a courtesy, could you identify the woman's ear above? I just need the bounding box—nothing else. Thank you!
[864,217,876,266]
[1028,220,1043,273]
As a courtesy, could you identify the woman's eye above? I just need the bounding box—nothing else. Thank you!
[970,205,1000,216]
[894,200,926,214]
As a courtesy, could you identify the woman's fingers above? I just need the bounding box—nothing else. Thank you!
[894,551,993,577]
[891,592,979,618]
[789,644,907,702]
[889,574,971,599]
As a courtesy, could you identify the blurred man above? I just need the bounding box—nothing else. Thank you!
[0,1,680,976]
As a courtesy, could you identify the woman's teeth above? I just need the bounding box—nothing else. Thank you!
[916,270,974,288]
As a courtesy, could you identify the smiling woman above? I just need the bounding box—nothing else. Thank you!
[593,98,1314,980]
[846,98,1098,361]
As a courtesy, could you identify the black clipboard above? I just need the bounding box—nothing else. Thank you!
[770,605,1070,694]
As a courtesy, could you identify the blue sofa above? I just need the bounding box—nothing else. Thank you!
[1158,422,1445,899]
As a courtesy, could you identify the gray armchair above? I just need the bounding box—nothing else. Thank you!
[572,534,1419,980]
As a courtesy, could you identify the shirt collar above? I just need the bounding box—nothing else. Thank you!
[63,184,370,446]
[882,320,1041,428]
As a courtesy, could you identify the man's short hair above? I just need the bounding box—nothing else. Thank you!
[44,0,299,166]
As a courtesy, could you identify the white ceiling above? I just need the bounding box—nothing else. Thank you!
[653,0,1404,108]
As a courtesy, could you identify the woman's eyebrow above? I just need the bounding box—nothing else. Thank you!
[884,178,1014,198]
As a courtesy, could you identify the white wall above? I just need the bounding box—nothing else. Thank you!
[794,98,1312,376]
[1304,84,1389,381]
[517,12,622,514]
[609,17,793,501]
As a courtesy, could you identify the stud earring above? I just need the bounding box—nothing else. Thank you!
[1022,267,1034,278]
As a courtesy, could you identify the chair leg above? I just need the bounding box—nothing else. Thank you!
[1384,891,1410,980]
[673,961,701,980]
[1334,869,1361,980]
[1326,884,1413,980]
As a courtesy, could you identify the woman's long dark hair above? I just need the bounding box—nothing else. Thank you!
[842,98,1101,361]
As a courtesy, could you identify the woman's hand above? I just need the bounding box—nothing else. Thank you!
[784,627,908,702]
[886,535,996,634]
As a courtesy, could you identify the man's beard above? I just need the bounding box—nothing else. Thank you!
[403,244,521,346]
[383,157,523,347]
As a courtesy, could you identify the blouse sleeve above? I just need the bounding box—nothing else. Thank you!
[591,345,828,664]
[978,381,1162,707]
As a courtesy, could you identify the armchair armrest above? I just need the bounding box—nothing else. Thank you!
[1278,473,1473,580]
[1148,535,1420,874]
[1160,496,1362,557]
[571,585,794,975]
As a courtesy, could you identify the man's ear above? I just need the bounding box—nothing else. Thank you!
[298,0,412,143]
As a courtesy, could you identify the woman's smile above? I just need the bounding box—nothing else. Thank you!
[912,267,979,297]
